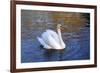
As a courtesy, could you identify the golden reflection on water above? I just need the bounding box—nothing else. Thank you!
[21,10,90,39]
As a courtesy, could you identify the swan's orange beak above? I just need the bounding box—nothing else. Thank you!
[61,26,65,32]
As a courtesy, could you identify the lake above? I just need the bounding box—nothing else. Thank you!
[21,26,90,63]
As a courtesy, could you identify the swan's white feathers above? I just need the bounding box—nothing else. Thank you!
[46,29,60,43]
[37,29,66,49]
[37,37,51,49]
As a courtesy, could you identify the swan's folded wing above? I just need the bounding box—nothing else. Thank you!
[46,29,65,49]
[41,32,62,49]
[37,37,51,49]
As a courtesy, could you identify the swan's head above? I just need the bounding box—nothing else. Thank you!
[57,24,62,29]
[57,24,66,32]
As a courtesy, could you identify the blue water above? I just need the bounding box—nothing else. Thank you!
[21,27,90,63]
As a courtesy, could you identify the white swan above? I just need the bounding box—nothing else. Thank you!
[37,24,66,50]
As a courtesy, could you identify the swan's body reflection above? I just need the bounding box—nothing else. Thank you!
[40,46,64,61]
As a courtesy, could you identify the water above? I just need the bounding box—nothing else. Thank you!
[21,27,90,63]
[21,10,90,63]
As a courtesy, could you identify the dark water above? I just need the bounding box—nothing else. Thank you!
[21,27,90,63]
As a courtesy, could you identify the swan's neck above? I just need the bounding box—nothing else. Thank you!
[57,28,64,47]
